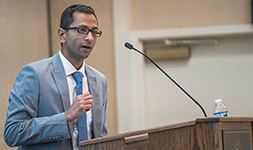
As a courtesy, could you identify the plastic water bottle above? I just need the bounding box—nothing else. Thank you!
[213,99,229,117]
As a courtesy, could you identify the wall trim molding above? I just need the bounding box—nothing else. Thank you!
[131,24,253,42]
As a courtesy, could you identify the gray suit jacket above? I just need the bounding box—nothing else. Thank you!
[4,51,107,150]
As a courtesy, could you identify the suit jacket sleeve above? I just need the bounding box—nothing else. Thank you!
[4,64,70,147]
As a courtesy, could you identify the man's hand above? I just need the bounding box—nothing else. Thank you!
[65,92,94,123]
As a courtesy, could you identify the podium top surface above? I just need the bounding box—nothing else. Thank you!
[80,117,253,146]
[196,117,253,122]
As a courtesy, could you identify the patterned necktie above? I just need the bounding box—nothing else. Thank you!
[72,72,88,142]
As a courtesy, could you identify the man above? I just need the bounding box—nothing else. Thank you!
[4,4,107,150]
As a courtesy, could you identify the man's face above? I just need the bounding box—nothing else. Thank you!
[63,12,98,61]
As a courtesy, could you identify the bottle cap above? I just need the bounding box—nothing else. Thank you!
[215,99,222,103]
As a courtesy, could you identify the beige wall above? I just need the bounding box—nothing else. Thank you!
[114,0,253,133]
[131,0,251,30]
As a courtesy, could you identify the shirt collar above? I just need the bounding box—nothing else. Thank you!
[59,50,86,76]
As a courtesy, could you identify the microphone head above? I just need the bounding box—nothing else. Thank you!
[124,42,133,49]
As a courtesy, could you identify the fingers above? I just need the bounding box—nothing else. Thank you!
[65,92,94,123]
[75,92,94,111]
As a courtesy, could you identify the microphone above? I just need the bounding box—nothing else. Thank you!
[124,42,207,117]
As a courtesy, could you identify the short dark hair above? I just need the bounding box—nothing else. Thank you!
[60,4,98,29]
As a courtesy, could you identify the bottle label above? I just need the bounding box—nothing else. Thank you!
[214,111,229,117]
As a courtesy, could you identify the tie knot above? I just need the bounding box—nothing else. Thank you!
[72,72,83,84]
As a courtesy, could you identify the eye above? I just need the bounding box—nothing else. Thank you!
[78,26,88,34]
[91,29,98,34]
[93,30,102,37]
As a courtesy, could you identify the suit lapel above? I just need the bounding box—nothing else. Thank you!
[51,52,74,136]
[86,65,102,138]
[51,52,70,111]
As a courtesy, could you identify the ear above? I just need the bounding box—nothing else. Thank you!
[58,28,66,44]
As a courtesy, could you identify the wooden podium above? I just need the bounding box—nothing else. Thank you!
[80,117,253,150]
